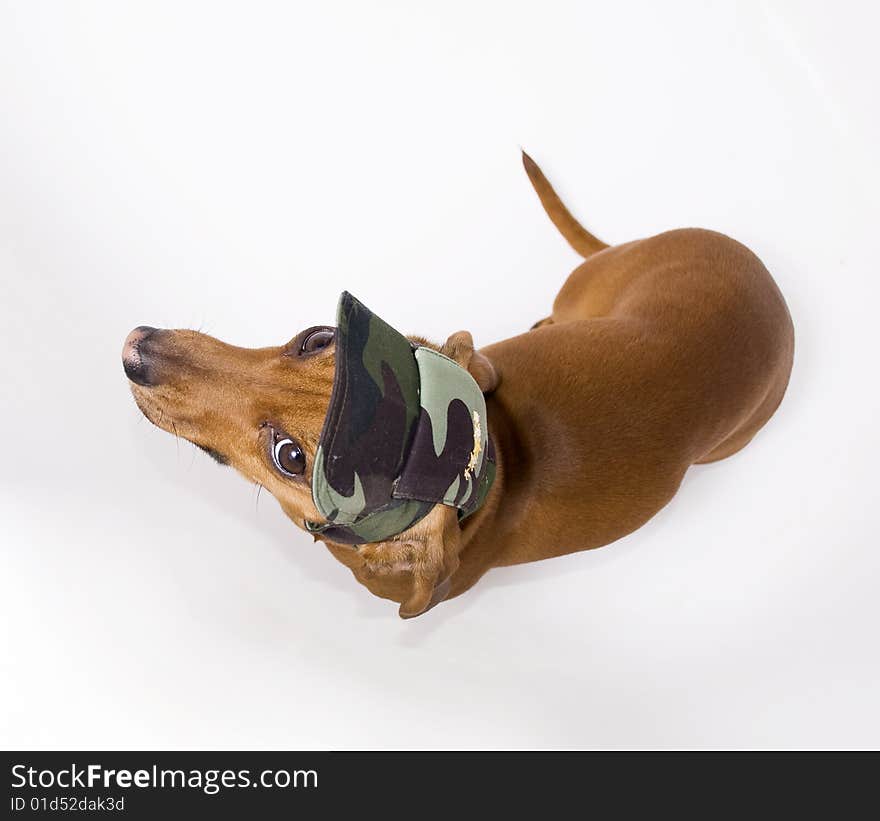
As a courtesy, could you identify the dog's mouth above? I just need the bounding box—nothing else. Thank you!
[124,326,190,433]
[129,384,180,436]
[123,329,189,440]
[129,382,230,466]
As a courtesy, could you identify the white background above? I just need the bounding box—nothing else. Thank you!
[1,0,878,749]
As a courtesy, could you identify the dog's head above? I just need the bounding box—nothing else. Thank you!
[122,304,497,618]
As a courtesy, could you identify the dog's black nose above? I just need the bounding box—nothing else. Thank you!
[122,326,159,386]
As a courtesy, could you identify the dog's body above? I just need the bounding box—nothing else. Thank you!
[124,154,794,617]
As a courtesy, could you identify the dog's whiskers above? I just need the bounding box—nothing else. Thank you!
[170,419,181,459]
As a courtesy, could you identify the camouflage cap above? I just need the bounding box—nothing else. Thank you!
[306,292,496,545]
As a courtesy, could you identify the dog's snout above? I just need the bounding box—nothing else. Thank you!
[122,326,161,386]
[125,326,157,348]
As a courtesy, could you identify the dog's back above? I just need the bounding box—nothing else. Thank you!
[467,157,794,571]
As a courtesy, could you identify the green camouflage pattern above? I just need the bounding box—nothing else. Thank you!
[392,347,491,511]
[306,292,496,545]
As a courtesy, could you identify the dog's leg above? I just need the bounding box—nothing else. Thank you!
[695,368,791,464]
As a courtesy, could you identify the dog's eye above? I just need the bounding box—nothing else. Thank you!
[272,436,306,476]
[300,327,335,355]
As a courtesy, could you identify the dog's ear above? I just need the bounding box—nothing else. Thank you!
[442,330,499,394]
[395,334,493,618]
[399,572,454,619]
[397,505,462,619]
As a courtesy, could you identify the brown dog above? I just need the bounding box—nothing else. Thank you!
[122,152,794,618]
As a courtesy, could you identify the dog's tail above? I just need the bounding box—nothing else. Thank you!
[521,150,608,258]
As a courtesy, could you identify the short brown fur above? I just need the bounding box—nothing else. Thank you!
[124,152,794,618]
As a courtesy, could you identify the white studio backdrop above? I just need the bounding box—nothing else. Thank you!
[1,0,878,749]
